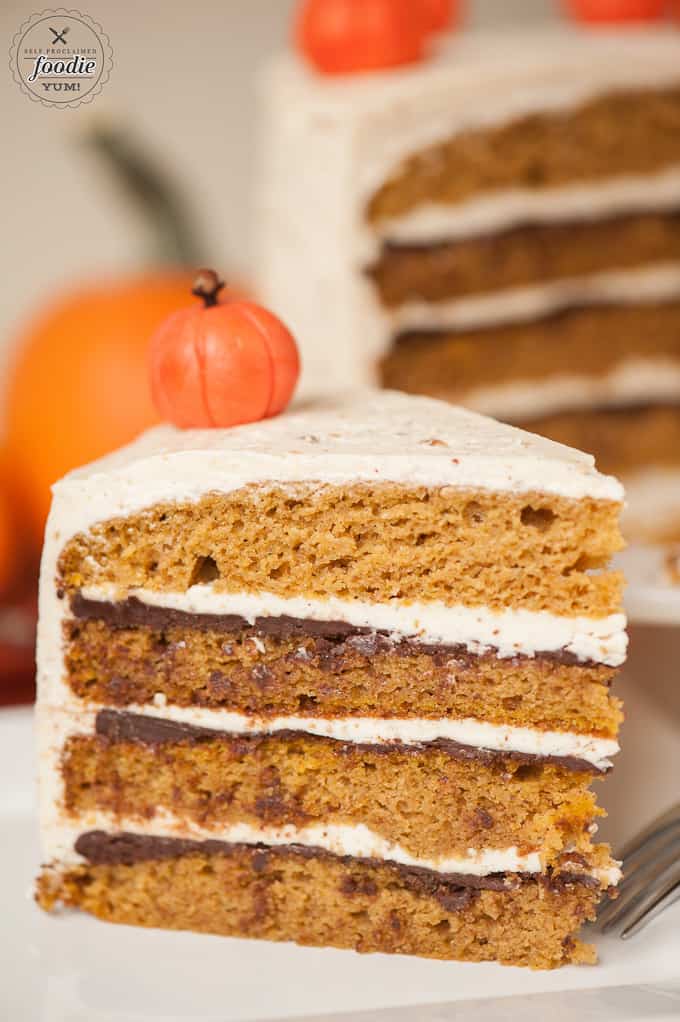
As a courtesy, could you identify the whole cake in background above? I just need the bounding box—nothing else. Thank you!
[36,382,625,968]
[256,27,680,544]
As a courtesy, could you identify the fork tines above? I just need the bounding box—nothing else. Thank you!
[597,802,680,939]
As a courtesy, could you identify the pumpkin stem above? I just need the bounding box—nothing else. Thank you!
[80,119,204,267]
[192,269,225,307]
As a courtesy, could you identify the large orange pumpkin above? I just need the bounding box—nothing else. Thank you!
[5,273,192,543]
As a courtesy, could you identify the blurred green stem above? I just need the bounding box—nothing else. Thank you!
[80,120,204,267]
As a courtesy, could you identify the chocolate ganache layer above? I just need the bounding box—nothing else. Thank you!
[94,709,606,774]
[69,593,601,670]
[73,831,600,902]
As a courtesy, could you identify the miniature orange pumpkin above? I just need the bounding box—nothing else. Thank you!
[296,0,426,74]
[150,270,300,429]
[5,273,193,543]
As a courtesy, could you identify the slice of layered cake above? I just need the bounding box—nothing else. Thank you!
[256,27,680,543]
[36,390,625,968]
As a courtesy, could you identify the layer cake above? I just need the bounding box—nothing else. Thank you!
[36,390,625,968]
[256,28,680,542]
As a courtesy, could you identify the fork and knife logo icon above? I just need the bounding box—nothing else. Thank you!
[49,25,69,45]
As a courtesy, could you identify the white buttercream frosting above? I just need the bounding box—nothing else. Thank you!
[123,705,619,769]
[381,263,680,335]
[47,392,623,533]
[73,584,627,668]
[42,813,621,887]
[372,168,680,247]
[43,812,546,877]
[455,358,680,422]
[44,696,620,770]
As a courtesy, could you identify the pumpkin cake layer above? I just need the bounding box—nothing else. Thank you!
[37,392,625,967]
[57,484,623,617]
[60,711,605,865]
[368,209,680,309]
[367,86,680,226]
[380,302,680,417]
[64,605,621,739]
[36,836,604,969]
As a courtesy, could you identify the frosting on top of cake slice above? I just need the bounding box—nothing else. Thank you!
[263,28,680,210]
[268,27,680,116]
[51,391,622,541]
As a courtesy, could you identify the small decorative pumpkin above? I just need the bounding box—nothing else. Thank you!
[149,269,301,429]
[563,0,664,21]
[296,0,427,74]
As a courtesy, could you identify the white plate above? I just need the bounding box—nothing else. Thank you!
[618,545,680,626]
[2,707,680,1021]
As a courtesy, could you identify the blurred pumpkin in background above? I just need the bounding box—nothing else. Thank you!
[5,274,191,542]
[4,122,206,545]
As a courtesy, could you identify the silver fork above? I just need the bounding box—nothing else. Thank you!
[596,802,680,939]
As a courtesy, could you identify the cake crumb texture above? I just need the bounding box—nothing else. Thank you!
[36,846,599,969]
[62,730,605,862]
[369,210,680,308]
[381,303,680,404]
[57,484,623,616]
[367,86,680,223]
[64,618,622,737]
